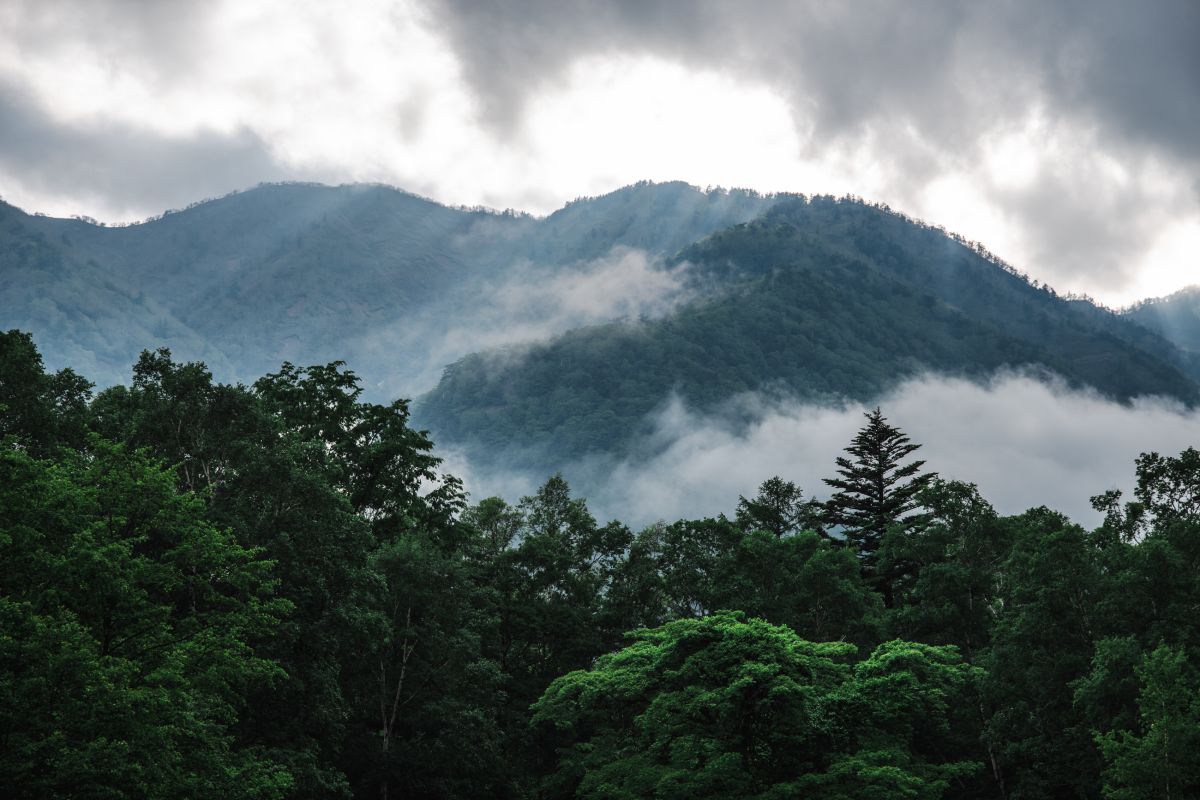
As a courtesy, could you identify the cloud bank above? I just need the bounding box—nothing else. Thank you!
[445,372,1200,530]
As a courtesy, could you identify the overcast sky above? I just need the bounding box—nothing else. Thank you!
[1,0,1197,305]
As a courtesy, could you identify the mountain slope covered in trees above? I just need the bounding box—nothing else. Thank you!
[418,196,1199,471]
[6,181,1197,480]
[1126,285,1200,357]
[0,181,774,390]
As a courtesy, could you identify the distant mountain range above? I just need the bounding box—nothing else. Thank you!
[0,181,773,391]
[3,180,1197,478]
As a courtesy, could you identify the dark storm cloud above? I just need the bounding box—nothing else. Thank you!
[0,83,291,217]
[427,0,1200,165]
[426,0,1200,294]
[1038,1,1200,169]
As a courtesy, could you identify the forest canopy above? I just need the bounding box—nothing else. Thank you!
[3,329,1200,799]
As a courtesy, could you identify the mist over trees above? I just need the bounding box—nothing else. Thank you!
[3,332,1200,798]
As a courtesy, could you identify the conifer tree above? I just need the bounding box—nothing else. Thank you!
[823,408,934,601]
[735,476,825,538]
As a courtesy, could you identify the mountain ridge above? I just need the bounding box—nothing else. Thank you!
[1125,286,1200,357]
[4,179,1197,486]
[416,194,1199,474]
[0,180,776,390]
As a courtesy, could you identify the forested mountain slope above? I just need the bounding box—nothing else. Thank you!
[1126,286,1200,356]
[417,196,1199,469]
[1,181,774,390]
[6,181,1196,478]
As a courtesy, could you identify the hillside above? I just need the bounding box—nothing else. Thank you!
[417,196,1199,471]
[1,181,774,391]
[1126,286,1200,356]
[7,182,1196,480]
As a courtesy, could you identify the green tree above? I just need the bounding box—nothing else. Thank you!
[711,529,882,646]
[655,516,743,619]
[824,408,935,605]
[982,508,1110,799]
[600,522,670,636]
[0,329,92,454]
[735,475,825,538]
[242,360,498,799]
[342,527,504,800]
[90,349,495,798]
[479,476,629,790]
[1098,645,1200,799]
[0,440,291,799]
[532,612,979,799]
[462,496,524,559]
[254,361,462,531]
[882,480,1012,659]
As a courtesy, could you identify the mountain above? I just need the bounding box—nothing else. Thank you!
[416,196,1200,472]
[1125,286,1200,357]
[6,181,1196,484]
[1,181,775,391]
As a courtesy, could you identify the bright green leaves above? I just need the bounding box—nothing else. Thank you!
[533,613,979,800]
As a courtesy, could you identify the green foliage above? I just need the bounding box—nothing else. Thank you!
[0,329,92,454]
[0,440,292,799]
[532,612,980,799]
[7,334,1200,800]
[882,480,1011,658]
[982,509,1110,798]
[735,475,825,538]
[465,477,634,790]
[1098,645,1200,799]
[708,530,883,646]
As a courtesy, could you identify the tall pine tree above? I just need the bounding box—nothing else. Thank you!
[823,408,934,605]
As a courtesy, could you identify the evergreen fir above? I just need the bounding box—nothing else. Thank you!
[823,408,935,602]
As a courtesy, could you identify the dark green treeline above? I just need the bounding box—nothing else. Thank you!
[3,329,1200,799]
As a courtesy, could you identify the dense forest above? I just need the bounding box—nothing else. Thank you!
[4,329,1200,799]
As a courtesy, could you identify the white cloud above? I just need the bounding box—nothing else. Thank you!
[361,247,694,395]
[448,372,1200,529]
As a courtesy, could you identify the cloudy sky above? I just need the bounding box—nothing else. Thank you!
[1,0,1197,305]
